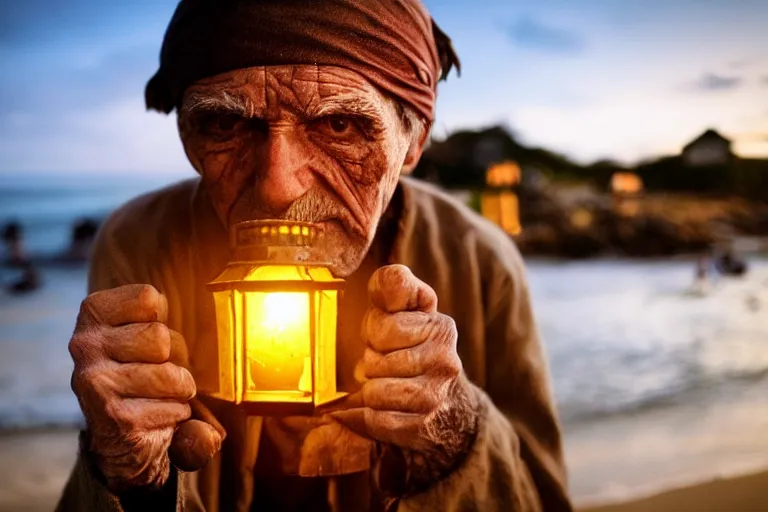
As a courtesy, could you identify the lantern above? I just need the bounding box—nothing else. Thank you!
[481,160,523,235]
[207,220,347,416]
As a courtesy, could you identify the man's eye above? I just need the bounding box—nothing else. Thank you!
[328,116,350,134]
[215,114,241,132]
[197,113,248,139]
[313,115,363,139]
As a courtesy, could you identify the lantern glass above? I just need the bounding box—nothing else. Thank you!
[212,289,236,402]
[314,289,338,405]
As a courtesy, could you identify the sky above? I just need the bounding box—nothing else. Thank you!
[0,0,767,174]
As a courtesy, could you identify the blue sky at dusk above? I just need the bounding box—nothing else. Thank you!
[0,0,766,174]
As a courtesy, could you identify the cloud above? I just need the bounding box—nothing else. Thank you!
[737,131,768,142]
[761,75,768,86]
[0,97,188,173]
[507,81,766,164]
[691,72,743,92]
[0,43,158,121]
[505,17,585,54]
[733,135,768,158]
[728,60,751,70]
[0,41,169,172]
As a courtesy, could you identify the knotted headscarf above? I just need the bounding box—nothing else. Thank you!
[145,0,460,124]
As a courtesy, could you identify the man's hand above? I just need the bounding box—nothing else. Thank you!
[331,265,479,493]
[68,284,222,493]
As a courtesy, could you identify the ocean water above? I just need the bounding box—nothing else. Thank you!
[532,259,768,426]
[1,174,768,500]
[0,173,192,257]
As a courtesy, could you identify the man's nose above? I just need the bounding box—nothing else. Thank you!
[255,130,314,214]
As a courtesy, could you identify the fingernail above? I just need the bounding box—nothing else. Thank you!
[354,362,367,384]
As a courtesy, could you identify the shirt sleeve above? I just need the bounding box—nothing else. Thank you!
[398,247,572,512]
[55,432,190,512]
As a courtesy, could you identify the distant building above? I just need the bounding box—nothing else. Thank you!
[681,129,733,167]
[520,165,550,192]
[473,136,506,169]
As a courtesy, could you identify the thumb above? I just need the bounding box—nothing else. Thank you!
[168,398,226,472]
[368,265,437,314]
[328,408,370,439]
[169,420,223,472]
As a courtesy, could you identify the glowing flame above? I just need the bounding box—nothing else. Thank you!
[246,292,312,392]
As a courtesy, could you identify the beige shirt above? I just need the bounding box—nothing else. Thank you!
[57,177,571,512]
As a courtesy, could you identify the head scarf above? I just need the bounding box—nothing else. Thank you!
[145,0,459,124]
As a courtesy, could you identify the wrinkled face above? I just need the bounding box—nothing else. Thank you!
[177,65,425,277]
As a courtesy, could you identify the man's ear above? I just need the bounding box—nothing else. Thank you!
[401,125,430,175]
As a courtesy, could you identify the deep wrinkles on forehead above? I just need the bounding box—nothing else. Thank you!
[180,65,394,127]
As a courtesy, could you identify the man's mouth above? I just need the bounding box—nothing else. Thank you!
[314,217,364,243]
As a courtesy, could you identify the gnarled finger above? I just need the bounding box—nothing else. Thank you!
[330,408,426,451]
[360,347,424,379]
[362,309,433,353]
[368,265,437,314]
[360,377,439,414]
[112,398,191,431]
[114,362,196,401]
[105,322,171,364]
[78,284,168,329]
[168,330,190,369]
[362,324,462,382]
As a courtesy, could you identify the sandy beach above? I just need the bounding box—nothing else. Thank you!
[582,470,768,512]
[1,428,767,511]
[0,429,78,512]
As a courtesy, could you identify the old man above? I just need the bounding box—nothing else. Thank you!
[57,1,571,511]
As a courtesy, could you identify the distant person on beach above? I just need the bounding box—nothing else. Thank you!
[692,255,711,295]
[58,2,571,511]
[7,262,41,294]
[695,255,708,281]
[62,218,100,261]
[2,220,26,266]
[716,248,748,277]
[1,221,42,293]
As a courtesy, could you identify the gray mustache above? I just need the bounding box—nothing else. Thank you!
[280,189,347,224]
[232,186,364,239]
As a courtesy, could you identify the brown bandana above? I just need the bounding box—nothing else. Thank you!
[145,0,460,124]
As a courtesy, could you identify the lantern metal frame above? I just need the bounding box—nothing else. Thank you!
[207,220,347,417]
